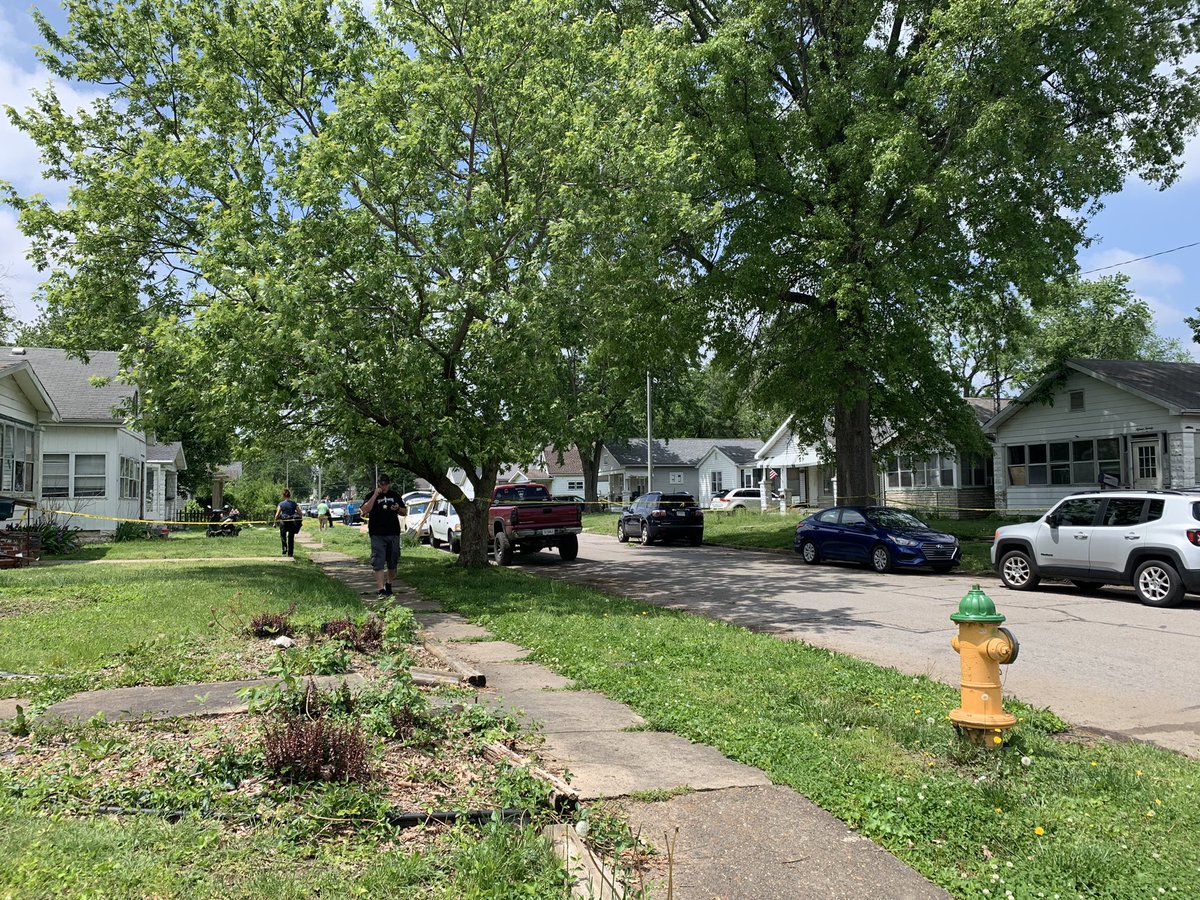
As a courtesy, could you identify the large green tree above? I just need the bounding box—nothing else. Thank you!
[665,0,1200,502]
[934,275,1192,398]
[5,0,702,565]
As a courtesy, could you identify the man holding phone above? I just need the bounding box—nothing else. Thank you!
[361,474,406,598]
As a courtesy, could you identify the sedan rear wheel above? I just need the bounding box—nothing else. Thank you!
[799,540,820,565]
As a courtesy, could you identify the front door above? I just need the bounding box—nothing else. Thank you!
[1132,440,1161,490]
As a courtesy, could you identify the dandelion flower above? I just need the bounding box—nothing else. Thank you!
[1035,827,1045,836]
[1021,756,1032,767]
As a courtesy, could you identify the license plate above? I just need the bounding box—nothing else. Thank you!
[538,528,561,536]
[673,510,685,517]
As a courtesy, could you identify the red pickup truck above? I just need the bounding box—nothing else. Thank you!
[490,483,583,565]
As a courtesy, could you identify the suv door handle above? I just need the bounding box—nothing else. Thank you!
[1124,535,1141,540]
[1073,534,1088,540]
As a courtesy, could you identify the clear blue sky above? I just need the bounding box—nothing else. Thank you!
[2,1,1198,356]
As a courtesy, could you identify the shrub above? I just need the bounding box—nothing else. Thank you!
[382,606,418,652]
[113,521,150,542]
[10,519,82,556]
[249,602,297,638]
[262,712,371,783]
[356,674,428,740]
[321,614,385,653]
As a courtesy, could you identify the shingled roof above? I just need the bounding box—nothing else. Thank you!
[604,437,764,468]
[543,444,584,476]
[1070,359,1200,411]
[1,347,133,424]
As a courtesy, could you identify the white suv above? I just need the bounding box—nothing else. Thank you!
[709,487,780,510]
[991,490,1200,607]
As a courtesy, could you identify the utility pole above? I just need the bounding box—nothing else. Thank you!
[646,371,653,495]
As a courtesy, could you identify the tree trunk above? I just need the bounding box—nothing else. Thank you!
[834,377,876,506]
[581,441,604,504]
[422,462,497,570]
[454,496,494,568]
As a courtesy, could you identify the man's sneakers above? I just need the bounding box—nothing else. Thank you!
[384,583,394,596]
[377,588,389,600]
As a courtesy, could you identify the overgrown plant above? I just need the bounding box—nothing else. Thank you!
[9,519,82,555]
[381,606,417,653]
[112,521,150,542]
[249,602,297,639]
[262,710,371,783]
[322,614,384,653]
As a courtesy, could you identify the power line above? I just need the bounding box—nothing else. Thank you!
[1080,239,1200,275]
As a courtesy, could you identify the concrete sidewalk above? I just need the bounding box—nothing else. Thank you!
[299,534,949,899]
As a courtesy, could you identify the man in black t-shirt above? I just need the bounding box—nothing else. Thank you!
[362,474,406,598]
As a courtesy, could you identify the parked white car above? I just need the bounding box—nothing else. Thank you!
[404,498,433,542]
[709,487,779,510]
[428,498,462,552]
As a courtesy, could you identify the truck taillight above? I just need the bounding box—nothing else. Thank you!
[510,509,518,525]
[1187,530,1200,547]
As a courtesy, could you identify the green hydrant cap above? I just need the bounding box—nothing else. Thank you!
[951,584,1006,624]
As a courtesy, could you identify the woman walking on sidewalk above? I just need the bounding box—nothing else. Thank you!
[275,489,303,557]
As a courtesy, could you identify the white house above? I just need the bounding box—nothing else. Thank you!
[754,416,834,507]
[598,438,764,503]
[3,347,145,533]
[0,355,59,521]
[987,359,1200,513]
[145,439,187,522]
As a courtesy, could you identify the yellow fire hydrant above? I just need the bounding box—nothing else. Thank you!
[949,584,1019,748]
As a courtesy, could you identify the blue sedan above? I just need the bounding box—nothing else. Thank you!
[794,506,961,573]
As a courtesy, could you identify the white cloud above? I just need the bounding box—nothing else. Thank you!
[1080,246,1184,289]
[0,207,45,322]
[0,19,106,323]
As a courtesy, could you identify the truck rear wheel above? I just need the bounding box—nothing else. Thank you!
[494,531,514,566]
[559,534,579,561]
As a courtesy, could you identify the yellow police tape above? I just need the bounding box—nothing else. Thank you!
[24,507,281,527]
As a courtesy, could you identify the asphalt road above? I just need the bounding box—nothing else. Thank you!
[519,532,1200,758]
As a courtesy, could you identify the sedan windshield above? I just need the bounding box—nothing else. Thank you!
[866,508,929,530]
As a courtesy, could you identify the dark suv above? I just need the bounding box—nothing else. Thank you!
[617,492,704,546]
[992,490,1200,607]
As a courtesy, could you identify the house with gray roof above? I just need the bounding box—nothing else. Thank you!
[0,355,59,519]
[598,438,764,504]
[3,346,146,532]
[145,439,187,523]
[986,359,1200,512]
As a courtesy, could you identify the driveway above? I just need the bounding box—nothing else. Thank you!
[521,532,1200,757]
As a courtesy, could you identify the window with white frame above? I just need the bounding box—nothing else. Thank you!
[42,453,69,497]
[120,457,140,500]
[146,467,157,500]
[742,471,755,488]
[1006,438,1120,486]
[74,454,107,497]
[566,480,584,492]
[668,471,684,484]
[2,421,35,493]
[886,454,955,489]
[710,471,723,494]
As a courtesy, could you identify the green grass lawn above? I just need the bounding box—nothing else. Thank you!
[0,553,364,703]
[0,803,567,899]
[59,525,294,560]
[396,554,1200,899]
